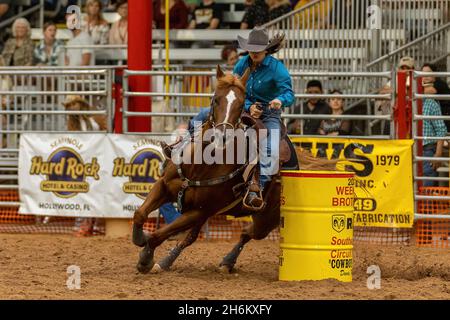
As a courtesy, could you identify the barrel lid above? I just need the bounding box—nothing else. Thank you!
[280,170,355,178]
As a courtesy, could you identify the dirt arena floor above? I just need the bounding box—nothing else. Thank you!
[0,234,449,300]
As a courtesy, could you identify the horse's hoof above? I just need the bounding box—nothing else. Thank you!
[218,264,233,274]
[151,263,164,274]
[136,262,154,274]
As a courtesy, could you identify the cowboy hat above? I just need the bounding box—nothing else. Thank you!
[237,26,270,53]
[62,95,90,108]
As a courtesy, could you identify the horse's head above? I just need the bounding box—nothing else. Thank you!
[209,65,250,146]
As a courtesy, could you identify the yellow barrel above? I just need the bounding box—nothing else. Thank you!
[279,170,355,282]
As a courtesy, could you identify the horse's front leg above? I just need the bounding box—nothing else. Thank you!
[133,179,169,247]
[152,219,207,273]
[136,209,205,274]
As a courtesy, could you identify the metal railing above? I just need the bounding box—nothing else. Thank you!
[0,67,113,153]
[411,71,450,221]
[122,70,393,137]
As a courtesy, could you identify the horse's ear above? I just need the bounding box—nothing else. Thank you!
[240,68,250,86]
[216,64,225,79]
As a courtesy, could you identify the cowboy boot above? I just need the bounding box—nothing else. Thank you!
[243,169,264,211]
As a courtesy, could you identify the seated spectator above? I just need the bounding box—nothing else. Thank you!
[109,0,128,44]
[188,0,222,52]
[65,14,95,66]
[295,0,331,28]
[82,0,110,45]
[221,44,239,70]
[185,0,201,13]
[422,63,450,132]
[421,96,447,187]
[266,0,291,21]
[153,0,189,29]
[2,18,34,66]
[0,0,13,49]
[287,79,331,135]
[33,22,64,66]
[319,89,352,136]
[188,0,222,30]
[240,0,269,29]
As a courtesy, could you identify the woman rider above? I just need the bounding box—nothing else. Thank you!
[190,26,294,209]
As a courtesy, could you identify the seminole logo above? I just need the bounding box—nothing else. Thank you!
[112,148,163,199]
[30,147,100,198]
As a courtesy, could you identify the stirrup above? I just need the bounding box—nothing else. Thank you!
[242,188,265,212]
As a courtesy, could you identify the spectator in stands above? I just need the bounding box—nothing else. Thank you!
[109,0,128,45]
[240,0,269,29]
[153,0,189,29]
[422,63,450,132]
[185,0,201,13]
[319,89,351,136]
[188,0,222,52]
[188,0,222,30]
[266,0,291,21]
[65,13,95,66]
[421,95,447,187]
[82,0,110,45]
[0,0,11,22]
[33,22,64,66]
[1,18,34,66]
[295,0,331,29]
[63,95,107,236]
[221,44,239,70]
[287,80,330,135]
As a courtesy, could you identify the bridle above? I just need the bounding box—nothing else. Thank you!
[208,91,244,132]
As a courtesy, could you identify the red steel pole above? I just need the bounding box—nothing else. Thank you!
[395,71,407,139]
[128,0,152,132]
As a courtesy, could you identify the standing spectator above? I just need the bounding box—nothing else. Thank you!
[422,63,450,132]
[109,0,128,44]
[65,14,95,66]
[153,0,189,29]
[266,0,291,21]
[1,18,34,66]
[221,44,239,70]
[240,0,269,29]
[188,0,222,30]
[82,0,110,45]
[33,22,64,66]
[287,80,331,135]
[421,96,447,187]
[319,89,352,136]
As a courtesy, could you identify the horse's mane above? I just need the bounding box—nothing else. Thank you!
[216,74,246,94]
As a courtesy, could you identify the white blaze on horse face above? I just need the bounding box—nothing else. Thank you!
[224,89,236,124]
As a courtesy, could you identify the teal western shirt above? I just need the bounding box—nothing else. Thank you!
[233,54,295,113]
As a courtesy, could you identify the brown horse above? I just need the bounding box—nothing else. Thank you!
[132,65,288,274]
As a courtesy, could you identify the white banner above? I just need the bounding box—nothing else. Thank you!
[106,135,165,217]
[19,134,167,218]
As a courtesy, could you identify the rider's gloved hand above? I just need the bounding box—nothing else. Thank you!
[250,104,263,119]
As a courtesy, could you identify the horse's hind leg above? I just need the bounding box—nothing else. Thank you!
[219,232,251,273]
[133,179,169,247]
[153,219,206,272]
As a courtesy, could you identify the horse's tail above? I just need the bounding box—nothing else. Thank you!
[296,148,340,171]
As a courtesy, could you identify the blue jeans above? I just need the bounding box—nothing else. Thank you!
[159,203,181,224]
[423,144,438,187]
[190,107,280,189]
